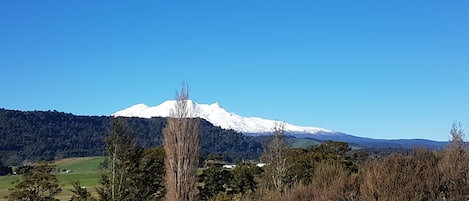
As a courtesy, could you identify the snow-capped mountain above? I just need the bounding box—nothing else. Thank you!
[113,100,447,149]
[113,100,334,135]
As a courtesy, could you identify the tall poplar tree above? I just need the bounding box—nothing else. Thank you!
[163,83,200,201]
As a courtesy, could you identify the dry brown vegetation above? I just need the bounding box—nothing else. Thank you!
[260,122,290,192]
[231,122,469,201]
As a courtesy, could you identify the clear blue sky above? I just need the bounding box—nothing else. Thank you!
[1,1,468,141]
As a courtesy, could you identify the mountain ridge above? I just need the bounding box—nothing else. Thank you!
[113,100,447,149]
[113,100,334,135]
[0,108,263,164]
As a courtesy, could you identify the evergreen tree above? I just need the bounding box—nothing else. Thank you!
[198,165,233,200]
[97,119,165,201]
[69,180,96,201]
[6,162,62,201]
[0,160,12,176]
[231,163,262,195]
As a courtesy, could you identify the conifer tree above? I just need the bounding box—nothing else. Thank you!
[7,162,62,201]
[69,180,96,201]
[97,119,165,201]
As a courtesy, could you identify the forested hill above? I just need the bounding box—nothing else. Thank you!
[0,109,263,166]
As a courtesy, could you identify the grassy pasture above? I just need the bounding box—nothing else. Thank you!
[0,156,104,201]
[288,138,321,148]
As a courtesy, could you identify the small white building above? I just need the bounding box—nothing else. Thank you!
[222,164,236,169]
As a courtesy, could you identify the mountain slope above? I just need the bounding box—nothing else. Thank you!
[113,100,332,134]
[0,108,263,165]
[114,100,447,149]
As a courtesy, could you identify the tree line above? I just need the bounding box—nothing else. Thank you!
[7,120,468,201]
[0,108,263,167]
[6,84,469,200]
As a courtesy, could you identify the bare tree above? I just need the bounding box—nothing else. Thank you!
[360,149,441,201]
[439,121,469,200]
[163,83,200,201]
[311,160,355,201]
[261,121,290,191]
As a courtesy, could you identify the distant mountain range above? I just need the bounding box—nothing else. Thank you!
[114,100,447,149]
[0,102,449,165]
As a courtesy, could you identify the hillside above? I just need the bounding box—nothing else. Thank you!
[115,101,447,150]
[0,109,263,165]
[114,100,332,134]
[0,108,446,167]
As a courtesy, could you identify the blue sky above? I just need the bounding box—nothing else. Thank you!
[1,1,468,141]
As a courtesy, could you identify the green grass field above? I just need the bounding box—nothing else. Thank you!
[0,156,209,200]
[288,138,321,148]
[0,156,105,201]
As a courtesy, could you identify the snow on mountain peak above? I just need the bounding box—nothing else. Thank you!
[112,100,333,135]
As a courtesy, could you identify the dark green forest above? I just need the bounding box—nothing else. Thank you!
[0,109,263,166]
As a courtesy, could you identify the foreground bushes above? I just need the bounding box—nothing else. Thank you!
[8,122,468,201]
[244,124,469,201]
[245,149,468,201]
